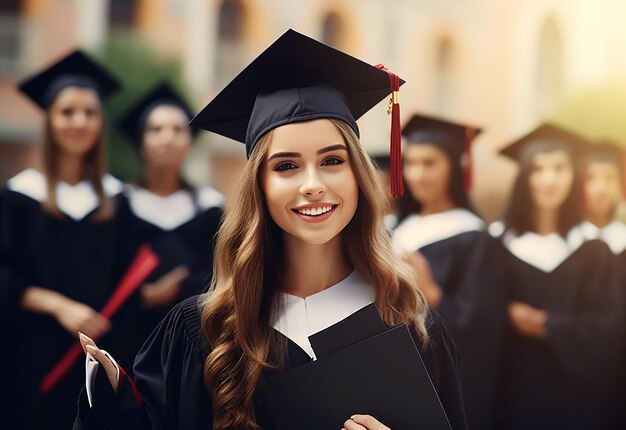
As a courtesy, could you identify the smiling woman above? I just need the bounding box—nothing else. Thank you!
[73,30,468,430]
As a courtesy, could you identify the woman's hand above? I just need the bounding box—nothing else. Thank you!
[342,415,391,430]
[141,265,189,310]
[20,286,111,339]
[508,301,548,339]
[55,299,111,340]
[79,332,118,392]
[404,251,442,308]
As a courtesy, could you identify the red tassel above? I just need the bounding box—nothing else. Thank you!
[464,127,477,192]
[376,64,404,198]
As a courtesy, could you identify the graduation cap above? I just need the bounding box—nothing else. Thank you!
[18,50,120,109]
[119,81,198,146]
[500,122,589,163]
[190,29,406,197]
[402,114,482,191]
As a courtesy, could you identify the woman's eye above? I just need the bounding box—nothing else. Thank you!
[274,162,297,172]
[61,108,73,116]
[322,156,345,166]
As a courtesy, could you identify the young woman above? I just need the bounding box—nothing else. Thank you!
[1,51,144,429]
[73,30,467,430]
[579,141,626,428]
[491,123,623,429]
[392,114,506,430]
[118,82,223,333]
[580,141,626,256]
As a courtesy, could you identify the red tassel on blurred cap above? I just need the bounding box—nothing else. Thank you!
[376,64,404,198]
[465,127,477,192]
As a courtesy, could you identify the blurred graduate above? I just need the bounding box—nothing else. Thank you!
[490,123,623,429]
[118,82,223,333]
[391,114,506,430]
[0,50,147,429]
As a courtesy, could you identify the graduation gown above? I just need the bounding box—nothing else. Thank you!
[392,209,506,430]
[579,220,626,428]
[126,185,223,334]
[492,223,624,430]
[1,169,145,430]
[73,271,468,430]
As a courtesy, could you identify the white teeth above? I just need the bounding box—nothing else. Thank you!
[297,206,334,216]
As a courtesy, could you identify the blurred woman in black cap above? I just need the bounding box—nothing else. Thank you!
[491,123,623,429]
[392,113,506,430]
[1,50,145,429]
[118,82,223,335]
[73,29,468,430]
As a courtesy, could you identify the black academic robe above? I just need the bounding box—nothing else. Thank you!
[129,190,222,334]
[496,237,623,430]
[418,230,506,430]
[1,187,145,430]
[73,295,469,430]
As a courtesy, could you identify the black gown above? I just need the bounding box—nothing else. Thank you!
[73,294,468,430]
[392,209,506,430]
[1,170,146,430]
[493,224,624,430]
[126,185,223,335]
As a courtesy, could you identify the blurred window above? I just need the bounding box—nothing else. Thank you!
[109,0,136,30]
[536,17,563,116]
[321,12,344,49]
[0,0,22,75]
[434,37,457,116]
[215,0,247,85]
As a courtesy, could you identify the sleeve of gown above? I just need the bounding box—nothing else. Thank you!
[420,311,469,430]
[74,301,206,430]
[545,240,624,382]
[0,190,33,309]
[436,233,507,353]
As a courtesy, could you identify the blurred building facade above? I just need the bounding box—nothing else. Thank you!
[1,0,625,217]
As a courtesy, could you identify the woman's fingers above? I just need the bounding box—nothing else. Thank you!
[79,333,118,392]
[344,415,391,430]
[78,331,96,353]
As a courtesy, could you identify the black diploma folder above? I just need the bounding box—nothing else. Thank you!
[260,303,453,430]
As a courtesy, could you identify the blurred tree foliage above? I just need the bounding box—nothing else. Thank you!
[90,31,185,181]
[549,78,626,146]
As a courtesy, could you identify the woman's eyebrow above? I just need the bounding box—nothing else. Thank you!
[317,144,348,155]
[267,151,301,162]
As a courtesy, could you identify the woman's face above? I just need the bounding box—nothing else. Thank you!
[528,150,575,211]
[141,105,192,169]
[49,86,103,156]
[403,143,451,205]
[261,119,358,245]
[584,161,621,218]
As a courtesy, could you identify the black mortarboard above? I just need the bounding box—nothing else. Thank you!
[585,140,624,168]
[18,50,120,109]
[190,29,407,196]
[402,114,482,156]
[500,122,589,163]
[402,113,482,190]
[119,82,197,145]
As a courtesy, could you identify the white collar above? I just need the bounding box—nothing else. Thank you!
[7,168,123,221]
[502,225,586,273]
[271,270,375,360]
[127,185,223,231]
[391,208,485,253]
[579,220,626,255]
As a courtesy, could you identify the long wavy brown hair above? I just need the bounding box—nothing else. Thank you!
[42,96,112,220]
[201,119,430,429]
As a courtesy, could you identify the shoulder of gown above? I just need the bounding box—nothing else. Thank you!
[417,310,469,430]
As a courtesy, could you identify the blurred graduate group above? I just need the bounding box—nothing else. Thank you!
[1,2,626,430]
